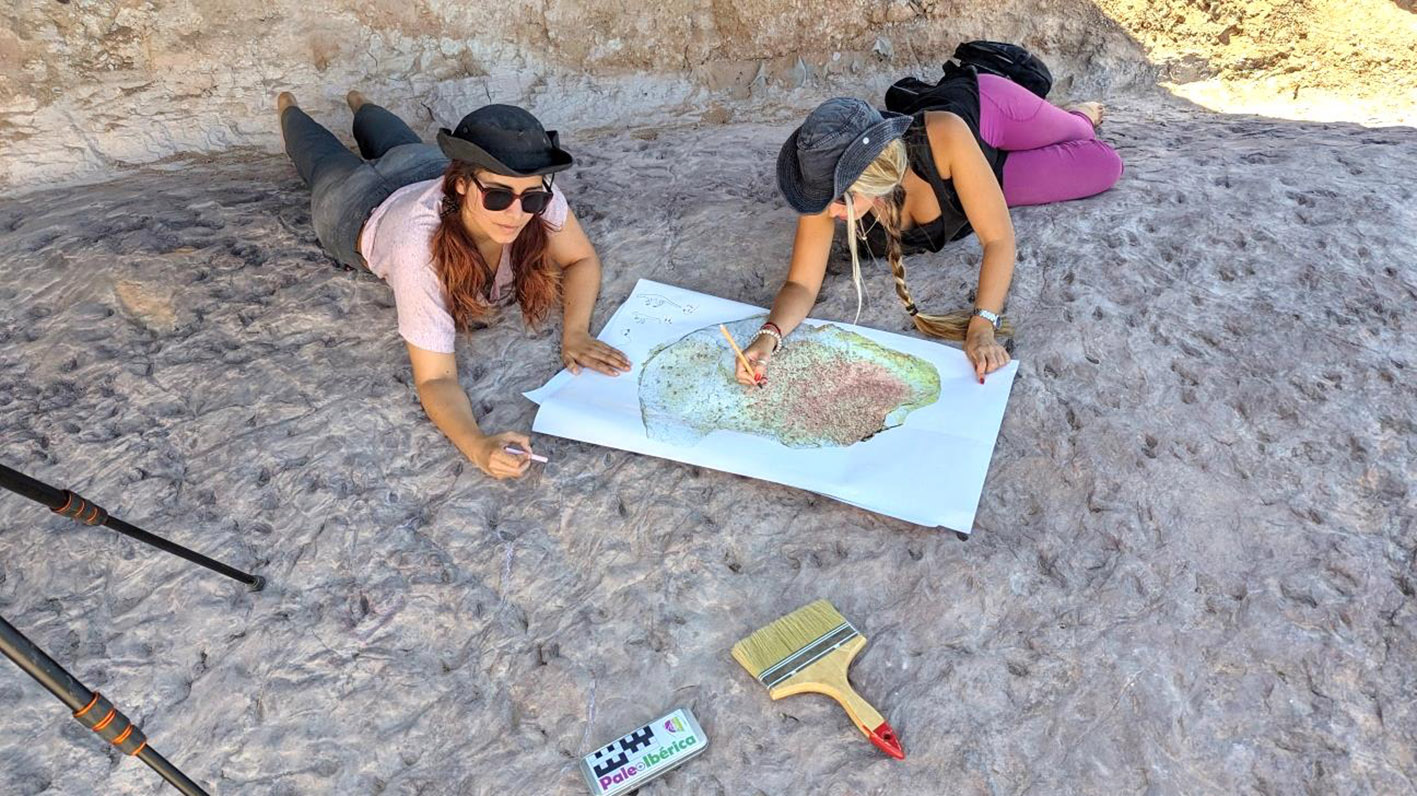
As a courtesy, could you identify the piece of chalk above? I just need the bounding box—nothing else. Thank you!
[503,445,549,463]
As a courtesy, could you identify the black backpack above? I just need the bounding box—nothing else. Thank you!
[950,41,1053,98]
[886,41,1054,115]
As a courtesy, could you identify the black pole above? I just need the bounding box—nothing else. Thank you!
[0,614,210,795]
[0,463,264,591]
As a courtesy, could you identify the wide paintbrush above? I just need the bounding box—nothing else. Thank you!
[731,599,904,760]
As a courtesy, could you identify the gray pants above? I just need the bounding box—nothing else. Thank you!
[281,103,448,268]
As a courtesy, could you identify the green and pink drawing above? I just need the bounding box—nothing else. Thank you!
[637,317,941,448]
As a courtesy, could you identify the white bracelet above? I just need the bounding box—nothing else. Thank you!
[750,328,783,353]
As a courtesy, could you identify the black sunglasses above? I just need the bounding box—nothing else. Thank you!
[471,175,554,215]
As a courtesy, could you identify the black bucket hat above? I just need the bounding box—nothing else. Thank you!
[776,98,913,214]
[437,104,574,177]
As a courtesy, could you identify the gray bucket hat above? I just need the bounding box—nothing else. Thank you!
[436,104,574,177]
[776,98,913,214]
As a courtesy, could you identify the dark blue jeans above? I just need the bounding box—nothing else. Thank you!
[281,103,448,267]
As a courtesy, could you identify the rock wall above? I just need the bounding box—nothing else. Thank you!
[4,0,1413,189]
[0,0,1153,189]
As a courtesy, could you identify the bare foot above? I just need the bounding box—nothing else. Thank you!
[1066,101,1105,129]
[346,90,366,112]
[277,91,297,115]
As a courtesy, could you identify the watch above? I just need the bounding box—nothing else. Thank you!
[972,308,1001,330]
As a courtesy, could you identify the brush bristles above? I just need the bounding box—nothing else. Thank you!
[732,599,849,679]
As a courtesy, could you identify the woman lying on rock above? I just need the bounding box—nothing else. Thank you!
[741,72,1122,385]
[278,91,629,479]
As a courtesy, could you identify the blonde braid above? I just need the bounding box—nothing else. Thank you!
[849,141,1013,339]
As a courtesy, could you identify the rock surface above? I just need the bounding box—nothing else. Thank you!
[0,91,1414,793]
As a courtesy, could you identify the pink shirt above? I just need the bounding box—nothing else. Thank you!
[358,179,569,353]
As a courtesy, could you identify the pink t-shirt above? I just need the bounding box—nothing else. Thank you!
[358,179,569,353]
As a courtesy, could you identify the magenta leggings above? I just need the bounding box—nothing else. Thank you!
[975,73,1123,207]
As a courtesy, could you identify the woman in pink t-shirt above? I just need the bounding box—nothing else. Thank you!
[279,92,629,479]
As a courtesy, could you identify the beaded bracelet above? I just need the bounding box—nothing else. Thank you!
[750,325,783,353]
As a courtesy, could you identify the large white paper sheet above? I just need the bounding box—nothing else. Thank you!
[525,280,1018,532]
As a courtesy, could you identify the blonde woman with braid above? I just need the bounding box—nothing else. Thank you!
[743,79,1121,385]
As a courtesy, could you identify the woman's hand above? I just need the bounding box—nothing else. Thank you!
[735,336,774,387]
[964,326,1011,383]
[562,330,631,376]
[471,431,536,480]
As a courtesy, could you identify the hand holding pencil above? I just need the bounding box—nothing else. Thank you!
[721,325,767,388]
[472,431,538,480]
[734,335,774,387]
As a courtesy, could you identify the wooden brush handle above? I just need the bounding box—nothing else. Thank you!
[766,633,905,761]
[827,678,887,733]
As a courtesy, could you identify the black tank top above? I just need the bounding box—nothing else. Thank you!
[862,72,1007,256]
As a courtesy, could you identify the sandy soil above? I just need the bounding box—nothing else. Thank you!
[1097,0,1417,124]
[1,93,1414,794]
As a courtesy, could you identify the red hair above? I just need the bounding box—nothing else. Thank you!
[430,160,561,330]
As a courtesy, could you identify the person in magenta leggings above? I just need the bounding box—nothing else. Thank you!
[740,72,1122,385]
